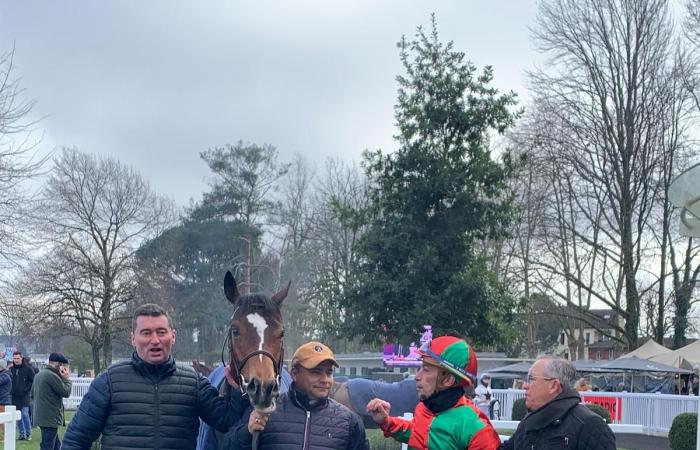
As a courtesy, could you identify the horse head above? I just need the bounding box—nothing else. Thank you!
[224,270,289,413]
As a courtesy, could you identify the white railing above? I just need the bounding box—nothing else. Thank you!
[1,406,23,450]
[65,377,94,410]
[491,389,699,434]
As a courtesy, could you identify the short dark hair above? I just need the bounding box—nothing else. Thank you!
[12,351,21,357]
[132,304,174,331]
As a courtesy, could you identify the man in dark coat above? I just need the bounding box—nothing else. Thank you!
[32,352,71,450]
[220,341,369,450]
[499,356,616,450]
[11,351,34,440]
[61,304,247,450]
[0,359,12,441]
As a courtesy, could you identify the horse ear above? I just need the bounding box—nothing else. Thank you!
[224,271,240,305]
[271,280,291,305]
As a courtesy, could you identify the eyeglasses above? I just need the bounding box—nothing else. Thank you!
[526,374,556,384]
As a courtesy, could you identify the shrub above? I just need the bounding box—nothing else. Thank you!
[511,397,527,421]
[669,412,697,450]
[585,403,611,423]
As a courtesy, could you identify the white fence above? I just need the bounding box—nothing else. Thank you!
[490,389,699,434]
[65,377,93,410]
[0,406,23,450]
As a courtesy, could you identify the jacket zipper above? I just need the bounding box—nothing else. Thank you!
[302,410,311,450]
[154,383,160,450]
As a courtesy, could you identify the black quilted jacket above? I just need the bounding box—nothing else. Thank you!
[220,384,369,450]
[62,353,243,450]
[499,389,616,450]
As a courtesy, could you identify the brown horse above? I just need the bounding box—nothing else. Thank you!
[224,270,289,413]
[191,359,212,377]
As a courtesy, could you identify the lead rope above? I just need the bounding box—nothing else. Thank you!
[252,431,260,450]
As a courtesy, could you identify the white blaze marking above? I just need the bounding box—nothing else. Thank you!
[246,313,268,362]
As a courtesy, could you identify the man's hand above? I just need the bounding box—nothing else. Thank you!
[247,410,269,434]
[59,365,70,380]
[366,398,391,425]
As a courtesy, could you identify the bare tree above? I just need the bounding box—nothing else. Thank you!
[0,46,44,268]
[526,0,682,348]
[302,159,369,351]
[23,148,175,372]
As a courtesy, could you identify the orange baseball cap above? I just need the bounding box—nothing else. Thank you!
[292,341,339,369]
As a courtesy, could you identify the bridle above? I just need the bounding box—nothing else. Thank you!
[221,306,284,391]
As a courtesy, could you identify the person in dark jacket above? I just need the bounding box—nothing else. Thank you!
[24,356,39,427]
[0,360,12,406]
[0,359,12,441]
[61,303,247,450]
[32,352,71,450]
[499,356,616,450]
[220,341,369,450]
[11,351,34,440]
[196,364,291,450]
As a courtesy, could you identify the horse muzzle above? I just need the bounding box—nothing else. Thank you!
[245,377,280,412]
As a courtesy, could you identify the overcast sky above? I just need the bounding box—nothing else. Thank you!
[0,1,539,207]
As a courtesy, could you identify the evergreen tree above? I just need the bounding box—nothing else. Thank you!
[343,17,519,347]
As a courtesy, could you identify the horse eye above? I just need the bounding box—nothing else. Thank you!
[280,329,285,338]
[231,327,240,337]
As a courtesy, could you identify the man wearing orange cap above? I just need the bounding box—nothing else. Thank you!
[367,335,500,450]
[220,341,369,450]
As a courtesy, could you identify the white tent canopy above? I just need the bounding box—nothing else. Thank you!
[618,339,670,360]
[649,340,700,369]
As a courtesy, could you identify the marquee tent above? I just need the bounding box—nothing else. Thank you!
[650,340,700,369]
[618,339,670,360]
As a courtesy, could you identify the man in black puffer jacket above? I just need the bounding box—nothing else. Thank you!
[62,304,249,450]
[499,357,615,450]
[220,341,369,450]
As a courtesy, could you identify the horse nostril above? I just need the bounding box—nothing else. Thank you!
[246,379,259,397]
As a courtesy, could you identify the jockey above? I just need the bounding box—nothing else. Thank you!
[367,336,501,450]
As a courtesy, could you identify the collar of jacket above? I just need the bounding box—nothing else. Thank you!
[131,352,176,380]
[46,365,61,376]
[289,383,328,411]
[522,388,581,431]
[422,386,464,414]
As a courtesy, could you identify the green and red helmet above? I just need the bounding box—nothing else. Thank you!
[418,336,478,387]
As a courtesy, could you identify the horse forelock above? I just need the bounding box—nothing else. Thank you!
[233,293,281,320]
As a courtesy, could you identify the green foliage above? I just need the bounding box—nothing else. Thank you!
[669,412,697,450]
[193,141,289,225]
[585,403,612,424]
[63,338,94,375]
[511,397,527,421]
[341,16,519,346]
[135,219,261,358]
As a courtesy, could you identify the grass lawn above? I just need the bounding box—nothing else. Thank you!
[14,411,75,450]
